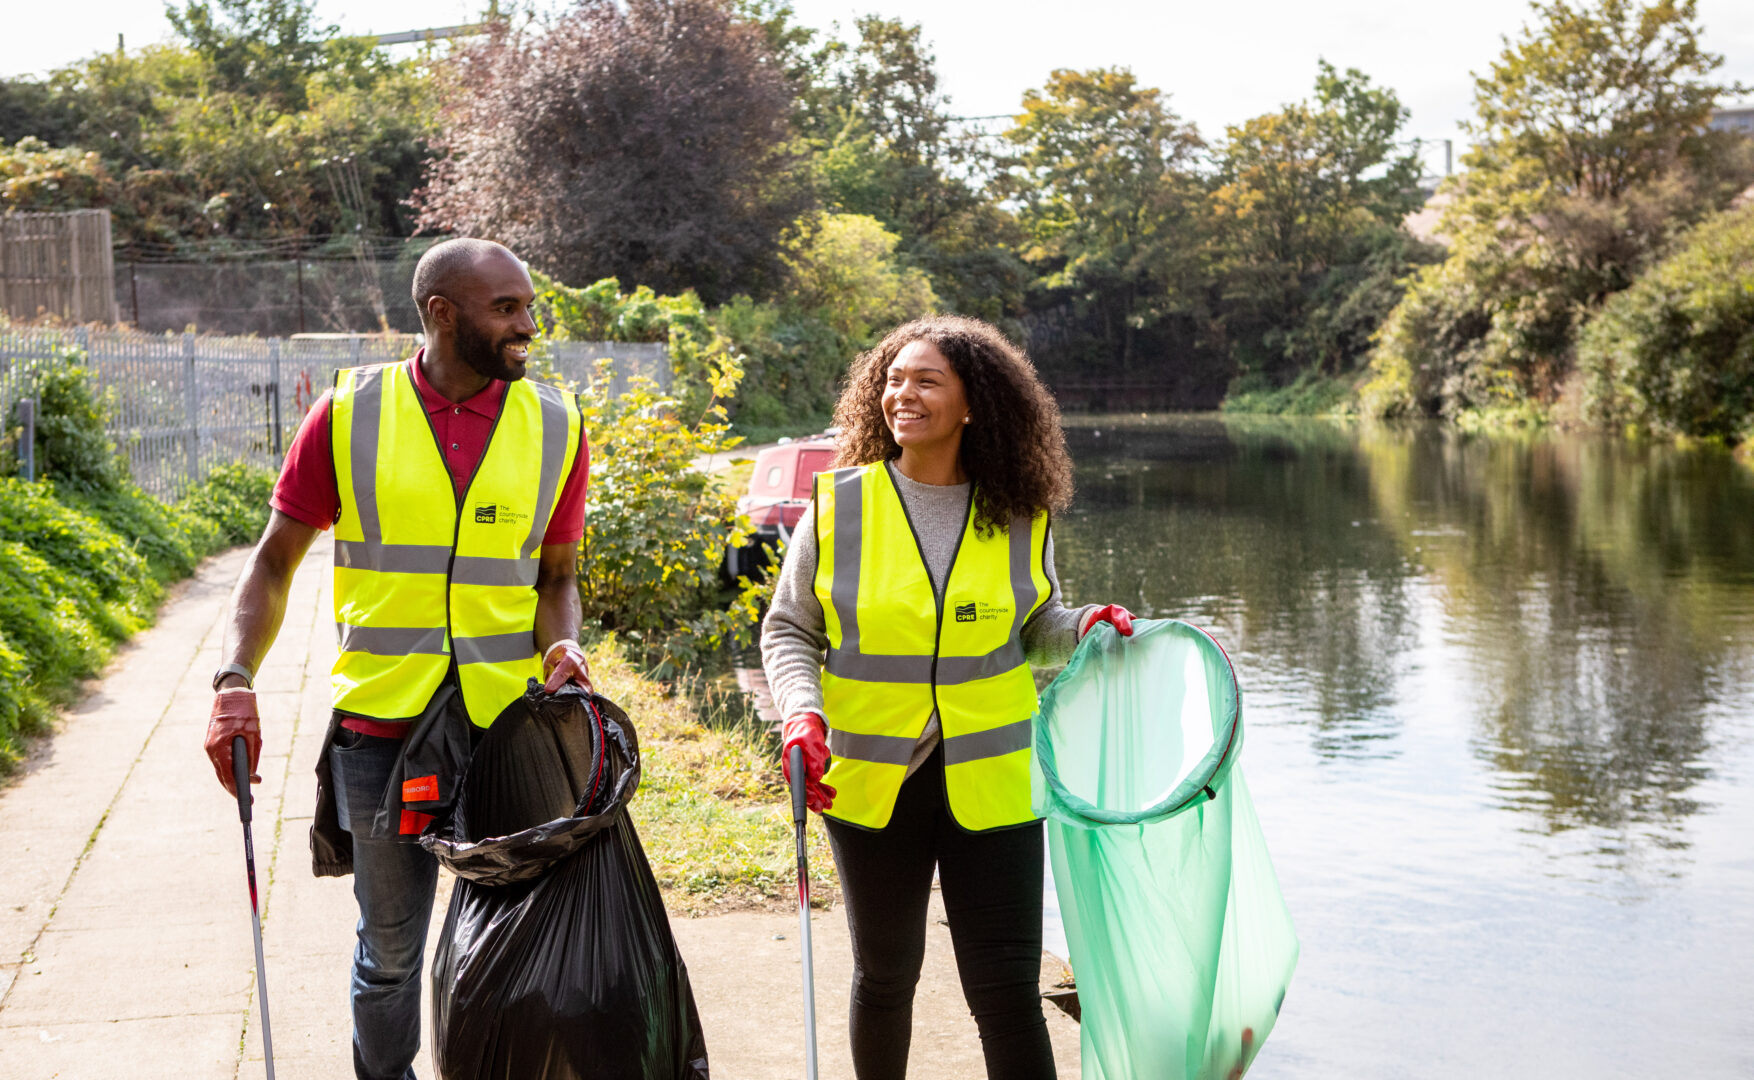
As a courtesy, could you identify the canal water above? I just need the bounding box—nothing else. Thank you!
[1046,415,1754,1079]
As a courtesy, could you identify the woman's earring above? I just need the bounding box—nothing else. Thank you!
[962,416,971,425]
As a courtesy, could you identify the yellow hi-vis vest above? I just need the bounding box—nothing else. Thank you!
[813,461,1050,831]
[329,361,584,726]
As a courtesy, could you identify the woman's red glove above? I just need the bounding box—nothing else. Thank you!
[543,639,593,692]
[781,712,836,813]
[1078,604,1135,639]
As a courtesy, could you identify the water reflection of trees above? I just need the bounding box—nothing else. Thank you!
[1053,417,1421,758]
[1356,425,1747,842]
[1055,417,1752,845]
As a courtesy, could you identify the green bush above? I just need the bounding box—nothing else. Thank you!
[0,539,113,691]
[70,484,218,581]
[1578,204,1754,441]
[0,478,156,627]
[576,361,769,676]
[179,462,276,547]
[0,354,279,772]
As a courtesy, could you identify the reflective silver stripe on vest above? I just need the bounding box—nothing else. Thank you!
[350,365,386,545]
[941,718,1030,766]
[453,631,536,665]
[450,555,539,588]
[830,468,864,652]
[337,624,449,656]
[335,540,452,574]
[524,383,571,558]
[825,648,931,683]
[828,727,916,767]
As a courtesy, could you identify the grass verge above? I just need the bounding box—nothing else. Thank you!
[587,639,837,916]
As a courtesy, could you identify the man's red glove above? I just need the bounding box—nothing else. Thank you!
[781,711,836,813]
[1078,604,1135,640]
[205,688,262,796]
[543,639,593,693]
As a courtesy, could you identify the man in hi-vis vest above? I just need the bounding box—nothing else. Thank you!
[201,238,592,1080]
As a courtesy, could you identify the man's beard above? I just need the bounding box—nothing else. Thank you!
[454,315,529,382]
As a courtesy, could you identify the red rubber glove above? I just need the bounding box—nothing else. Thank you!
[543,639,594,693]
[205,687,262,796]
[781,712,836,813]
[1078,604,1135,639]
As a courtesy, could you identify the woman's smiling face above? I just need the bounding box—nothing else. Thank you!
[882,341,968,454]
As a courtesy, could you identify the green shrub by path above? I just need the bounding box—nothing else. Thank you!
[0,351,279,773]
[69,484,218,582]
[0,479,158,630]
[1579,204,1754,442]
[179,463,276,547]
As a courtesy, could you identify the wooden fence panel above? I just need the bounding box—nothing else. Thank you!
[0,210,119,325]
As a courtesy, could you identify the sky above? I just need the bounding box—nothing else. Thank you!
[6,0,1754,173]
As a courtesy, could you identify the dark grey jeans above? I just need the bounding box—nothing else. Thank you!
[330,728,439,1080]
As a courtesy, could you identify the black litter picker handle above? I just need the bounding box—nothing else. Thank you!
[231,735,252,823]
[789,744,807,824]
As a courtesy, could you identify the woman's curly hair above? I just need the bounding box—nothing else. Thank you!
[832,315,1073,535]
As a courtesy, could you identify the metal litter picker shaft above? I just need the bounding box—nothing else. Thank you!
[231,737,277,1080]
[789,745,820,1080]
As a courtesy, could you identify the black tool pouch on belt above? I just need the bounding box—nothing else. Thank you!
[370,680,477,840]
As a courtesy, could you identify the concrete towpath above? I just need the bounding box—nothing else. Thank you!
[0,545,1080,1079]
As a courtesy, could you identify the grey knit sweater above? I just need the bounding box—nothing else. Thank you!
[759,464,1092,777]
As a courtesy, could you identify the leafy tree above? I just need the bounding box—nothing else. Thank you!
[786,14,1025,321]
[1364,0,1753,418]
[414,0,809,305]
[165,0,342,110]
[1005,67,1206,370]
[0,78,82,147]
[1211,63,1431,381]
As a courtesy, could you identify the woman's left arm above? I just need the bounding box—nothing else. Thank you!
[1022,529,1134,668]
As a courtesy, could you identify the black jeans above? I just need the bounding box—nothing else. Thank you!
[824,747,1056,1080]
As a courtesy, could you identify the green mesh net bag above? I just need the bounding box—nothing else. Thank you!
[1032,618,1298,1079]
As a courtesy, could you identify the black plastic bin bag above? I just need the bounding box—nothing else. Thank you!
[422,682,710,1080]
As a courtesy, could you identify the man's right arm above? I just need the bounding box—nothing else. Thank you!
[204,510,321,795]
[218,510,321,686]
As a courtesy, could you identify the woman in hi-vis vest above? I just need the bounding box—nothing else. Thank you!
[761,315,1134,1079]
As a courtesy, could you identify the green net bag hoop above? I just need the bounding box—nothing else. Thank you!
[1033,617,1243,827]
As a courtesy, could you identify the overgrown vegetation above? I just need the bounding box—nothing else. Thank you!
[0,0,437,244]
[0,356,275,772]
[589,639,834,913]
[1578,202,1754,440]
[1362,0,1754,424]
[8,0,1754,434]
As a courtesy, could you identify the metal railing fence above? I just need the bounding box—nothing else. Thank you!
[0,327,670,498]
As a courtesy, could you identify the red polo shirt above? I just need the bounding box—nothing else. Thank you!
[272,352,590,736]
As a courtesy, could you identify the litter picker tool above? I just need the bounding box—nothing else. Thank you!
[788,745,820,1080]
[231,737,277,1080]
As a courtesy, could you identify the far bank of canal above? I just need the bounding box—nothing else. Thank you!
[1050,414,1754,1079]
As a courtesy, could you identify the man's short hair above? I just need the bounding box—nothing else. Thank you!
[411,238,512,329]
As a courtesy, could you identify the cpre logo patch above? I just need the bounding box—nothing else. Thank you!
[953,601,1010,624]
[474,504,497,524]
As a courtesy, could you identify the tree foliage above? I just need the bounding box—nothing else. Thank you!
[0,6,437,246]
[1578,202,1754,439]
[1212,63,1432,381]
[414,0,809,305]
[1363,0,1753,419]
[1005,68,1207,369]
